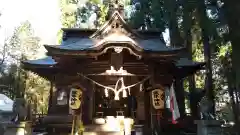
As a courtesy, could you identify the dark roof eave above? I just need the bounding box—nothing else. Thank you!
[175,62,206,78]
[21,66,56,80]
[61,28,98,33]
[21,61,58,80]
[44,44,185,58]
[21,61,56,68]
[177,61,206,68]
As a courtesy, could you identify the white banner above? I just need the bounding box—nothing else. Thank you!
[169,84,180,123]
[165,87,170,109]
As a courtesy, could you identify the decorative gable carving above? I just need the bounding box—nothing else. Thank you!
[90,11,142,39]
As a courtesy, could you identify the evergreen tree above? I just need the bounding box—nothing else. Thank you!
[222,0,240,129]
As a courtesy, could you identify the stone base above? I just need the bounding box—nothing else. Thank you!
[3,121,32,135]
[194,120,223,135]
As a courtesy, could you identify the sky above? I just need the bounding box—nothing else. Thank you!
[0,0,61,45]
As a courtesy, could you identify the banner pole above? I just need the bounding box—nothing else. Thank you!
[71,113,76,135]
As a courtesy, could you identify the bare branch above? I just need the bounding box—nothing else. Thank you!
[0,42,7,65]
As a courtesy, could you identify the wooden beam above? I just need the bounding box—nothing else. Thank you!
[81,67,149,75]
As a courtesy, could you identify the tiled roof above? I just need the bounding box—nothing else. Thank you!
[176,58,205,67]
[48,35,181,52]
[23,57,57,66]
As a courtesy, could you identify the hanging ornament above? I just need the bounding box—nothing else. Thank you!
[114,95,120,100]
[128,88,131,95]
[105,88,109,97]
[113,77,126,100]
[123,89,127,98]
[77,71,151,101]
[140,83,143,91]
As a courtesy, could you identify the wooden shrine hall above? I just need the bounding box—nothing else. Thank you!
[22,1,205,135]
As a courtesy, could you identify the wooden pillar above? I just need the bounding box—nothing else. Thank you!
[144,88,151,127]
[143,80,151,134]
[47,81,54,114]
[92,83,96,120]
[81,79,93,124]
[48,75,58,114]
[88,82,94,123]
[143,62,155,134]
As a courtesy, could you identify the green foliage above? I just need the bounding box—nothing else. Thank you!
[59,0,78,28]
[0,64,24,99]
[129,0,152,29]
[57,0,108,42]
[129,9,145,29]
[89,0,101,4]
[150,0,166,30]
[25,72,50,114]
[7,21,41,60]
[0,21,50,114]
[58,0,79,43]
[216,103,234,121]
[60,3,78,28]
[98,4,108,26]
[128,0,167,31]
[56,29,63,44]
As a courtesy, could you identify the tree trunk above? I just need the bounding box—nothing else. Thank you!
[197,0,215,115]
[164,0,183,47]
[227,70,239,127]
[164,0,185,118]
[182,0,199,119]
[222,0,240,129]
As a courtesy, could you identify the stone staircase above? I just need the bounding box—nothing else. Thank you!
[83,123,124,135]
[83,117,130,135]
[83,131,124,135]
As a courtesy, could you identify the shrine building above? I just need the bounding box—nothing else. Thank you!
[22,1,205,135]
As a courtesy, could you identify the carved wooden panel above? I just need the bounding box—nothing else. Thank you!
[110,52,123,70]
[92,14,135,39]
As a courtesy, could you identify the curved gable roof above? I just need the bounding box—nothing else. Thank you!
[90,11,142,39]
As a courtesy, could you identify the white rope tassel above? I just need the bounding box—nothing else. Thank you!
[123,89,127,98]
[140,83,143,91]
[114,94,120,100]
[105,88,109,97]
[128,88,131,95]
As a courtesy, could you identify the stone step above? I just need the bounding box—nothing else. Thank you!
[84,124,121,132]
[32,132,48,135]
[83,131,124,135]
